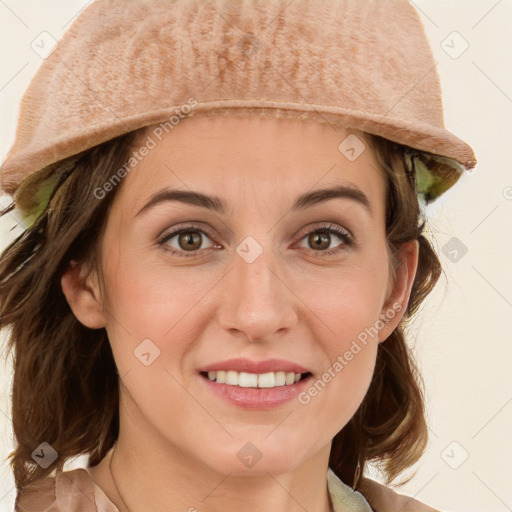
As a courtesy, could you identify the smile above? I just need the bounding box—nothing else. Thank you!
[201,370,311,388]
[199,371,313,409]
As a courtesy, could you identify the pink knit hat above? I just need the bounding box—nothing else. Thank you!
[0,0,476,226]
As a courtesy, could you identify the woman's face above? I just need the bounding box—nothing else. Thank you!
[66,116,417,476]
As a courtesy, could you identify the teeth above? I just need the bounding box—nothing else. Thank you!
[205,370,304,388]
[239,372,258,387]
[258,372,275,388]
[274,371,286,386]
[226,370,238,385]
[285,372,295,385]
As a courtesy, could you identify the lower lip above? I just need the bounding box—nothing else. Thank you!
[200,373,312,410]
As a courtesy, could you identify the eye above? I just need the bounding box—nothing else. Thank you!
[158,224,218,257]
[157,222,355,258]
[296,223,354,257]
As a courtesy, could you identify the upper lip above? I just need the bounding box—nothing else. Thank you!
[199,358,310,375]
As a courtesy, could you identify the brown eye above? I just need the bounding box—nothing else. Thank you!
[178,230,203,251]
[297,224,354,257]
[307,231,331,250]
[159,225,216,257]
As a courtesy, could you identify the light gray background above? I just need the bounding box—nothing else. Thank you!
[1,1,511,510]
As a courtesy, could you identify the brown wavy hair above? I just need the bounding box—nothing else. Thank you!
[0,126,442,497]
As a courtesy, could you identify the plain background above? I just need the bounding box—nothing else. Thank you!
[0,1,511,510]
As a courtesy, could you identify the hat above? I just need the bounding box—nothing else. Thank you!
[0,0,476,227]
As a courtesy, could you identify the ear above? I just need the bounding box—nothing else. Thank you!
[60,259,107,329]
[377,239,419,343]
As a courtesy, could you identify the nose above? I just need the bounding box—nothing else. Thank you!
[217,242,299,343]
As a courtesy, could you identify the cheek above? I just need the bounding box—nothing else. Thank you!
[289,263,387,422]
[104,240,389,373]
[101,258,214,437]
[292,258,388,344]
[101,246,217,370]
[99,239,389,472]
[295,281,381,443]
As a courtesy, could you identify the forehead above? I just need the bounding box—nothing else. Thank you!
[115,116,387,218]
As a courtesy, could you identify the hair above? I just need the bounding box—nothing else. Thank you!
[329,132,442,489]
[0,123,443,497]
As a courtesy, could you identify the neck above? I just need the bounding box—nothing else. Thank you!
[106,397,335,512]
[109,438,334,512]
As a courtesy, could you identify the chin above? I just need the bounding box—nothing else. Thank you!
[201,437,310,477]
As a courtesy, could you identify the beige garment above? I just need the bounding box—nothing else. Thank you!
[1,0,476,220]
[15,466,441,512]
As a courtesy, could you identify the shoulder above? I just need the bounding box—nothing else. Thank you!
[15,468,119,512]
[357,476,442,512]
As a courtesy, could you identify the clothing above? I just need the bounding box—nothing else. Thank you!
[0,0,476,228]
[15,465,441,512]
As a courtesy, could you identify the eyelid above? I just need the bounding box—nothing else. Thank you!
[157,221,355,257]
[157,223,218,252]
[294,221,353,241]
[292,223,355,254]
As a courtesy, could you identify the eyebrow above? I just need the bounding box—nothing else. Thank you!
[135,184,373,218]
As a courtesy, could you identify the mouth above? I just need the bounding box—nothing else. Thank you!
[197,358,314,408]
[199,370,313,388]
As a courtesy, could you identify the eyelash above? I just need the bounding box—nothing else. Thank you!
[157,223,355,258]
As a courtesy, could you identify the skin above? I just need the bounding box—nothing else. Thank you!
[61,116,418,512]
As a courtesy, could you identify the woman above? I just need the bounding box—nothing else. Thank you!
[0,0,476,511]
